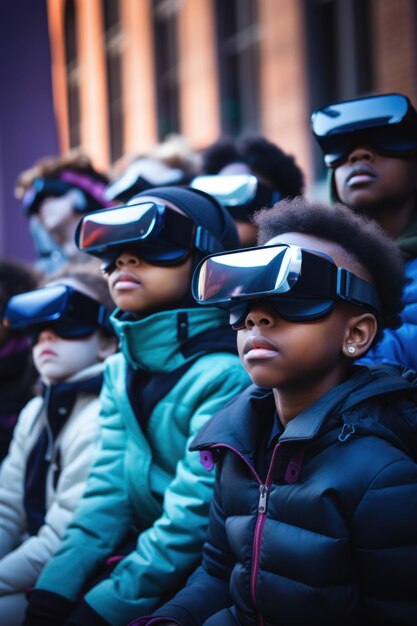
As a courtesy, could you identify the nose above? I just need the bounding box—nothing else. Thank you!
[244,301,276,329]
[115,250,141,268]
[37,327,57,343]
[347,145,376,164]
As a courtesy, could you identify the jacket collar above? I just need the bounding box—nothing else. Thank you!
[110,306,232,372]
[191,364,417,455]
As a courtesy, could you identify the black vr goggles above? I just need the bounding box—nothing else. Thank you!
[22,171,112,216]
[190,174,282,221]
[192,243,381,329]
[104,158,185,203]
[311,93,417,167]
[75,201,225,272]
[1,285,113,342]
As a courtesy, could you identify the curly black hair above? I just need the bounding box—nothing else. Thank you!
[238,134,304,197]
[201,137,242,175]
[254,197,405,337]
[201,134,304,198]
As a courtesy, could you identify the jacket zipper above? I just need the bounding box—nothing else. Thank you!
[250,442,281,625]
[207,442,282,626]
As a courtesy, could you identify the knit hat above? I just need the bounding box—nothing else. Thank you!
[131,185,240,252]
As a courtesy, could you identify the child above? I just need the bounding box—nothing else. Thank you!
[311,92,417,370]
[0,269,117,626]
[0,259,39,462]
[193,135,304,246]
[15,151,112,276]
[142,198,417,626]
[24,187,250,626]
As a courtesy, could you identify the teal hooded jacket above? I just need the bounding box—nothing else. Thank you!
[34,306,250,625]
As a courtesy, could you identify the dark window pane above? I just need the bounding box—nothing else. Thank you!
[214,0,260,135]
[151,0,180,139]
[64,0,81,148]
[303,0,374,179]
[103,0,124,162]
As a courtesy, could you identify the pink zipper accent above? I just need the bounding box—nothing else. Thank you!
[205,441,282,625]
[250,443,281,624]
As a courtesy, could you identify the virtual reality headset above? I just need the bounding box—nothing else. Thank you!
[22,171,112,216]
[75,201,224,271]
[104,157,185,203]
[190,174,282,221]
[1,284,113,341]
[311,93,417,167]
[192,243,381,329]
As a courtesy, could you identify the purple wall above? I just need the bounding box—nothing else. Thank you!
[0,0,58,262]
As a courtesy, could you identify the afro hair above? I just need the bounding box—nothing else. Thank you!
[254,197,405,339]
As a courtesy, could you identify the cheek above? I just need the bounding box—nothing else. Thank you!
[236,331,247,361]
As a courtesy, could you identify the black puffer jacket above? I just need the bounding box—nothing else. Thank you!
[151,365,417,626]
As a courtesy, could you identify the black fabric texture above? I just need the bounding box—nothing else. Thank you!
[23,589,75,626]
[126,323,238,432]
[64,600,110,626]
[0,339,36,461]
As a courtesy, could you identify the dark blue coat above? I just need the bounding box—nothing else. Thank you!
[150,365,417,626]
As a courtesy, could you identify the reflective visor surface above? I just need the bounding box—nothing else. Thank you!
[2,285,70,328]
[77,202,158,251]
[191,174,258,207]
[311,94,408,137]
[193,245,301,303]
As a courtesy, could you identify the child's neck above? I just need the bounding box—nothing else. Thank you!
[273,367,348,427]
[372,197,416,239]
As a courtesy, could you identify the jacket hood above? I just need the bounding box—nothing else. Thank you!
[110,306,234,372]
[191,364,417,461]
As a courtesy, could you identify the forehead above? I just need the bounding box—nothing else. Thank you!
[267,232,372,283]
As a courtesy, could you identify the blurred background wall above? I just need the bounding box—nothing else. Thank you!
[1,0,417,261]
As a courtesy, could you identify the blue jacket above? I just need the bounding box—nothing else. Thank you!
[150,365,417,626]
[360,257,417,369]
[34,306,250,626]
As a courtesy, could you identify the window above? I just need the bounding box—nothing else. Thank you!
[64,0,81,148]
[304,0,373,178]
[103,0,124,162]
[151,0,180,139]
[214,0,260,136]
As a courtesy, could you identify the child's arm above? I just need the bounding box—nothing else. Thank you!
[72,357,246,626]
[32,363,135,601]
[146,472,237,626]
[352,453,417,622]
[0,401,36,560]
[0,397,101,596]
[82,363,245,625]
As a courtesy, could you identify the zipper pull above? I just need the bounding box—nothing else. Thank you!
[258,484,269,513]
[338,423,355,443]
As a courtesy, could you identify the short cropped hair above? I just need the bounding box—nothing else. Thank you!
[254,197,405,335]
[15,150,108,199]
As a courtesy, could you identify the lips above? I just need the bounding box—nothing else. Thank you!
[346,165,377,187]
[111,272,142,290]
[39,348,58,359]
[243,335,279,358]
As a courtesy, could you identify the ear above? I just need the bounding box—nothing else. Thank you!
[97,335,118,362]
[342,312,378,359]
